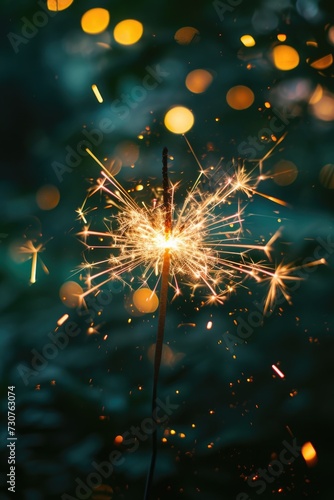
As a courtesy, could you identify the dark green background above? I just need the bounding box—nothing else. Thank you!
[1,1,334,499]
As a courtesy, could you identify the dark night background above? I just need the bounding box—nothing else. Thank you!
[1,1,334,499]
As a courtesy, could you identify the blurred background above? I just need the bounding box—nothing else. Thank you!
[1,0,334,499]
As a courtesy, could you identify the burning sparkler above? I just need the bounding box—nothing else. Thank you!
[78,147,300,310]
[76,142,325,499]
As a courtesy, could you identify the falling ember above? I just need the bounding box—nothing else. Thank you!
[206,321,213,330]
[272,364,285,378]
[301,442,318,467]
[92,84,103,103]
[114,435,124,445]
[57,313,69,326]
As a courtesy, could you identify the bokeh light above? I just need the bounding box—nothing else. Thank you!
[133,288,159,313]
[273,160,298,186]
[226,85,254,110]
[59,281,83,308]
[319,164,334,189]
[36,185,60,210]
[277,33,287,42]
[164,106,195,134]
[240,35,256,47]
[114,141,139,166]
[114,435,124,445]
[47,0,73,11]
[185,69,213,94]
[328,25,334,45]
[147,343,182,367]
[309,84,323,104]
[272,45,300,70]
[113,20,143,45]
[81,8,110,35]
[308,53,333,70]
[174,26,200,45]
[311,92,334,121]
[301,441,318,467]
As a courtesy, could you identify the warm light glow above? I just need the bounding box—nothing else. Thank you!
[164,106,195,134]
[272,45,300,70]
[272,364,285,378]
[319,164,334,189]
[57,313,69,326]
[47,0,73,11]
[309,84,323,105]
[226,85,254,110]
[240,35,256,47]
[92,84,103,103]
[114,435,124,445]
[185,69,213,94]
[147,343,182,366]
[174,26,199,45]
[36,184,60,210]
[273,160,298,186]
[79,146,317,314]
[311,93,334,121]
[277,33,287,42]
[114,141,139,166]
[113,19,143,45]
[59,281,83,308]
[301,442,318,467]
[308,53,333,70]
[81,8,110,35]
[328,26,334,45]
[133,288,159,313]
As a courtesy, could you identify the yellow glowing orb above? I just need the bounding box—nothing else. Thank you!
[133,288,159,313]
[319,164,334,189]
[113,19,143,45]
[226,85,254,110]
[36,184,60,210]
[81,8,110,35]
[47,0,73,11]
[272,44,300,70]
[174,26,199,45]
[240,35,256,47]
[185,69,213,94]
[164,106,195,134]
[301,442,318,467]
[59,281,83,308]
[277,34,287,42]
[273,160,298,186]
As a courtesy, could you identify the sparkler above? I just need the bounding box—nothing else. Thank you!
[77,142,324,498]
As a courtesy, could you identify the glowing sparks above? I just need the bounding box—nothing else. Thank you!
[272,364,285,378]
[92,84,103,103]
[16,239,49,284]
[57,313,69,326]
[77,147,321,311]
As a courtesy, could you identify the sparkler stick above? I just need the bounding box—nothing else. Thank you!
[144,148,171,500]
